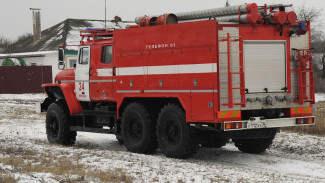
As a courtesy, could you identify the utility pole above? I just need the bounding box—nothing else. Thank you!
[323,55,325,80]
[105,0,107,28]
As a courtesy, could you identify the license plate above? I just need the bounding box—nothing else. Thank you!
[247,123,266,129]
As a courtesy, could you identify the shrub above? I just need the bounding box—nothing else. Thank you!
[1,58,26,66]
[2,58,15,66]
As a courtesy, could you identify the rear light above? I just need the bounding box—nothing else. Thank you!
[225,123,234,129]
[296,118,314,125]
[225,122,243,130]
[307,118,314,124]
[296,118,302,124]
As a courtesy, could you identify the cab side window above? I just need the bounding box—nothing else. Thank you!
[79,47,90,65]
[101,46,112,64]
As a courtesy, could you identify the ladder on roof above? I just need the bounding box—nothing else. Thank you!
[80,28,115,44]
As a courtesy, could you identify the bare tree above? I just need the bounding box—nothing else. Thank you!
[296,4,324,41]
[15,33,33,43]
[296,4,325,85]
[297,4,323,22]
[0,36,12,53]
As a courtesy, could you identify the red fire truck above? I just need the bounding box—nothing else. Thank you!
[41,3,315,158]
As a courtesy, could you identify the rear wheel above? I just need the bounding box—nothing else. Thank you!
[233,137,274,154]
[46,101,77,146]
[115,119,124,144]
[157,104,199,159]
[121,103,158,154]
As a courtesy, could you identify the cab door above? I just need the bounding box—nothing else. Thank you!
[89,45,116,101]
[75,46,91,101]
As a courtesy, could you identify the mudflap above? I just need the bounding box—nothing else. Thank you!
[41,97,55,112]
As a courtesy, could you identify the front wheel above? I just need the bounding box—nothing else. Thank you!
[46,101,77,146]
[156,104,199,159]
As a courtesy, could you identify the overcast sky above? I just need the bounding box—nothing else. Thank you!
[0,0,322,40]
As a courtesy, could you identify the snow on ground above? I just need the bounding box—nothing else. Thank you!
[0,93,46,101]
[316,93,325,102]
[0,94,325,182]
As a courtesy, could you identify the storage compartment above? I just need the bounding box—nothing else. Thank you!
[244,41,286,93]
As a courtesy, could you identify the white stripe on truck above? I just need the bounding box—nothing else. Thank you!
[115,63,217,76]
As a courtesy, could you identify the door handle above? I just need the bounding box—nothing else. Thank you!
[113,67,116,76]
[89,67,92,76]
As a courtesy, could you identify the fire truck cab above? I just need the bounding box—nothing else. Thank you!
[42,3,315,159]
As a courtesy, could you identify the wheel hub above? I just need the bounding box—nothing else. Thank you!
[129,118,143,141]
[50,118,59,138]
[166,122,180,144]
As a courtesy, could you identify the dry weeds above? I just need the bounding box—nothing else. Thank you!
[0,172,16,183]
[0,146,134,182]
[283,101,325,136]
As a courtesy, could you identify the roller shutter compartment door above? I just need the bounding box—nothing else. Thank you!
[244,42,286,93]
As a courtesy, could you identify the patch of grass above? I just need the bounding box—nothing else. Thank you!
[0,146,135,183]
[283,101,325,136]
[0,156,24,167]
[0,105,43,122]
[0,172,16,183]
[1,146,36,156]
[0,167,16,183]
[86,168,134,183]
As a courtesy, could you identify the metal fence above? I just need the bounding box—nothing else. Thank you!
[0,66,52,94]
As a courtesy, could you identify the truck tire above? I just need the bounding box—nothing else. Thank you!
[233,137,274,154]
[156,104,199,159]
[115,120,124,144]
[201,131,229,148]
[46,101,77,146]
[121,103,158,154]
[116,133,124,144]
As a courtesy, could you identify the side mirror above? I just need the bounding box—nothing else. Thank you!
[58,62,65,70]
[58,48,64,62]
